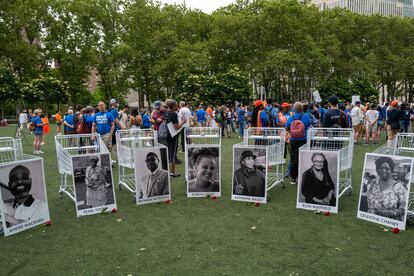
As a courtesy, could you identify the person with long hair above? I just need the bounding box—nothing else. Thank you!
[188,148,219,193]
[366,156,407,221]
[301,153,336,206]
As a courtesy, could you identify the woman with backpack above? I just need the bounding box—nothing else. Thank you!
[285,102,311,185]
[130,107,142,129]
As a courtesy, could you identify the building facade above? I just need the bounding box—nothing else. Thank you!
[312,0,414,17]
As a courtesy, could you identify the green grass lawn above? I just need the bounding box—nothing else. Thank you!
[0,126,413,275]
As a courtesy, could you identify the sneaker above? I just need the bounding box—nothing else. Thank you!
[111,159,117,164]
[41,142,45,145]
[34,151,38,154]
[38,150,44,154]
[290,180,296,185]
[170,173,180,177]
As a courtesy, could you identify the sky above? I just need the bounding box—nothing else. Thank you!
[158,0,237,13]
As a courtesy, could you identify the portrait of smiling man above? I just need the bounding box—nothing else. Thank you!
[0,161,49,229]
[139,152,169,199]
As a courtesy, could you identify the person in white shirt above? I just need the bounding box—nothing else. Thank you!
[18,110,28,130]
[350,101,364,144]
[1,165,48,227]
[178,101,192,153]
[118,105,130,129]
[365,103,380,145]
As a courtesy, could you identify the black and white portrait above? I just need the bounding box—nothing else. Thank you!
[72,153,116,216]
[0,159,50,236]
[134,147,170,204]
[357,153,412,230]
[186,147,220,197]
[297,150,339,213]
[232,147,267,203]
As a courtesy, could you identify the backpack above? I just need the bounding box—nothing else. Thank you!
[265,106,277,127]
[290,113,306,139]
[331,110,345,128]
[76,119,90,134]
[158,121,169,139]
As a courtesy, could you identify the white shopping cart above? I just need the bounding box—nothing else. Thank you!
[55,134,108,202]
[244,127,286,191]
[185,127,221,197]
[374,133,414,222]
[301,128,354,199]
[116,129,158,193]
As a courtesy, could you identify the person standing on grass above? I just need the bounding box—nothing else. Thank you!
[350,101,364,144]
[286,102,311,185]
[400,103,412,133]
[364,104,379,145]
[55,111,63,134]
[196,105,207,127]
[165,100,186,178]
[40,113,50,145]
[236,103,246,138]
[63,109,75,135]
[31,109,48,154]
[18,110,28,131]
[118,104,129,130]
[108,99,125,153]
[91,101,115,151]
[178,101,192,152]
[322,95,348,128]
[386,101,402,142]
[141,109,152,129]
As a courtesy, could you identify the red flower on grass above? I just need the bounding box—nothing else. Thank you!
[323,212,330,216]
[165,199,171,204]
[391,228,400,234]
[211,195,217,200]
[45,221,52,226]
[111,208,117,213]
[254,202,260,207]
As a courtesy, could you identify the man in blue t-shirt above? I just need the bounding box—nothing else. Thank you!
[92,101,115,150]
[63,109,75,134]
[196,106,207,127]
[108,99,124,147]
[286,102,311,185]
[236,104,246,138]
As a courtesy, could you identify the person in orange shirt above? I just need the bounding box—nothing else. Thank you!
[41,114,50,145]
[55,111,63,134]
[206,105,213,127]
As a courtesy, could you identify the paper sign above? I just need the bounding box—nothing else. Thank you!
[312,90,322,103]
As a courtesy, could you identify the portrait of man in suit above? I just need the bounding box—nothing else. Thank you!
[139,152,169,198]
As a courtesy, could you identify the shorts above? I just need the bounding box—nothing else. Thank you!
[101,134,112,150]
[377,120,384,128]
[366,123,377,133]
[386,125,399,141]
[353,123,363,133]
[34,132,43,137]
[167,137,178,163]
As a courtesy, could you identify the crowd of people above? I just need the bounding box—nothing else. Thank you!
[16,96,414,183]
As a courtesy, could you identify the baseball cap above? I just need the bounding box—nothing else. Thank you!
[153,101,161,108]
[281,102,290,108]
[391,100,398,107]
[110,99,117,105]
[255,100,264,108]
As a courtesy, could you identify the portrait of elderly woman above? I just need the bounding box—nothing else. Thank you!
[72,154,115,213]
[299,152,337,207]
[188,147,220,193]
[362,156,411,221]
[233,149,266,198]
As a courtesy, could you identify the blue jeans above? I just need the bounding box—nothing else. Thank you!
[239,121,245,137]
